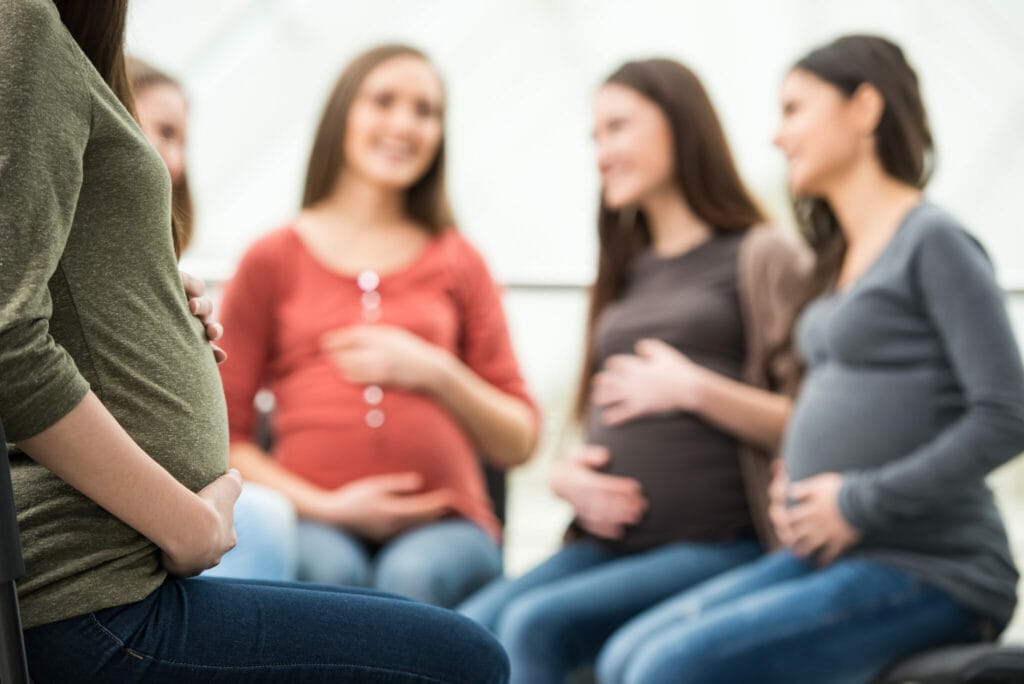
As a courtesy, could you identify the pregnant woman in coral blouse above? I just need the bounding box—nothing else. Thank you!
[218,44,539,608]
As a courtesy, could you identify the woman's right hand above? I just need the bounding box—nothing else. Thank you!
[548,445,648,539]
[161,469,242,577]
[312,472,455,542]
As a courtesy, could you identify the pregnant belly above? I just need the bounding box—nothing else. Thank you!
[274,395,482,493]
[783,365,944,482]
[586,413,751,549]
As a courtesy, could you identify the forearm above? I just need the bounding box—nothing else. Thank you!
[228,441,331,521]
[840,407,1024,533]
[17,391,220,562]
[429,355,538,469]
[691,370,791,451]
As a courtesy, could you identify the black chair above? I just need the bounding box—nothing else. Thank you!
[0,419,31,683]
[877,643,1024,684]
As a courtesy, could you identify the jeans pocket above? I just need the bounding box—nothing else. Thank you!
[23,611,136,683]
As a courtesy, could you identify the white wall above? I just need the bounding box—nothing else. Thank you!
[128,0,1024,289]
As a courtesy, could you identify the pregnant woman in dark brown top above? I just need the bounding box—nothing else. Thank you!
[459,58,807,683]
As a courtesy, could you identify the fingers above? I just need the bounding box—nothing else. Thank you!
[572,445,611,468]
[329,349,383,383]
[369,472,424,494]
[583,469,644,498]
[573,473,647,526]
[402,490,455,515]
[188,295,214,320]
[180,270,206,298]
[634,338,670,358]
[787,479,814,505]
[212,344,228,365]
[816,540,844,566]
[575,491,645,532]
[591,371,627,407]
[321,327,365,352]
[769,470,789,507]
[600,403,640,426]
[601,354,637,373]
[790,528,824,559]
[769,499,800,549]
[200,468,243,507]
[577,518,624,540]
[770,459,785,479]
[205,321,223,342]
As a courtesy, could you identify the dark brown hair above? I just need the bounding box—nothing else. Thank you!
[791,35,934,302]
[53,1,132,112]
[127,56,195,258]
[574,59,767,418]
[302,44,453,233]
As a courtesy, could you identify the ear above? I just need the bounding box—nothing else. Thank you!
[850,83,884,136]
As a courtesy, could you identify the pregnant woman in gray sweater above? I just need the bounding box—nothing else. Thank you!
[597,34,1024,684]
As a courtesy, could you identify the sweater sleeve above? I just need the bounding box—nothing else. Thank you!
[217,238,280,444]
[744,228,810,398]
[448,235,539,420]
[839,223,1024,533]
[0,1,93,441]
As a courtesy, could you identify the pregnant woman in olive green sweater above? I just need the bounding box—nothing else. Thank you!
[0,1,508,681]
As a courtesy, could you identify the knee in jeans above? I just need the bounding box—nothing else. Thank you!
[303,562,369,587]
[597,629,639,684]
[374,556,449,605]
[298,549,370,587]
[495,590,569,653]
[621,633,720,684]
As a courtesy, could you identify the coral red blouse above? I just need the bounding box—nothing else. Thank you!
[218,227,536,539]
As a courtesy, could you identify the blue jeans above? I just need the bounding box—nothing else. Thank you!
[24,577,509,683]
[597,550,982,684]
[458,538,761,684]
[202,483,298,581]
[297,518,503,608]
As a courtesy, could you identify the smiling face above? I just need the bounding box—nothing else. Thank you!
[134,82,189,185]
[592,82,675,210]
[340,55,445,191]
[773,68,872,197]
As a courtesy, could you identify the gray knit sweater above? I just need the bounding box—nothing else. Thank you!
[784,201,1024,628]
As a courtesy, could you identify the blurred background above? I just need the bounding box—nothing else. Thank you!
[127,0,1024,634]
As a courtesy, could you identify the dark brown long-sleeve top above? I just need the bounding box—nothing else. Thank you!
[577,227,807,552]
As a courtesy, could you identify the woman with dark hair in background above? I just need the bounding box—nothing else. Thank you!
[217,44,538,607]
[127,56,300,583]
[597,34,1024,684]
[459,58,807,683]
[0,1,508,680]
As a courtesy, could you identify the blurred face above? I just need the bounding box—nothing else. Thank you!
[135,83,188,185]
[773,68,865,196]
[342,55,444,190]
[593,83,675,209]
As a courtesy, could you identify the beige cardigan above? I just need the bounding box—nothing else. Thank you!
[735,226,811,550]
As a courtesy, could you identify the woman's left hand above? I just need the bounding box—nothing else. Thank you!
[181,271,227,364]
[785,472,862,565]
[593,338,708,426]
[321,325,447,391]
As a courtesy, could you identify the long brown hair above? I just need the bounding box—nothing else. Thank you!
[791,35,934,303]
[574,59,767,419]
[302,44,453,233]
[54,1,192,260]
[53,1,132,113]
[127,57,195,258]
